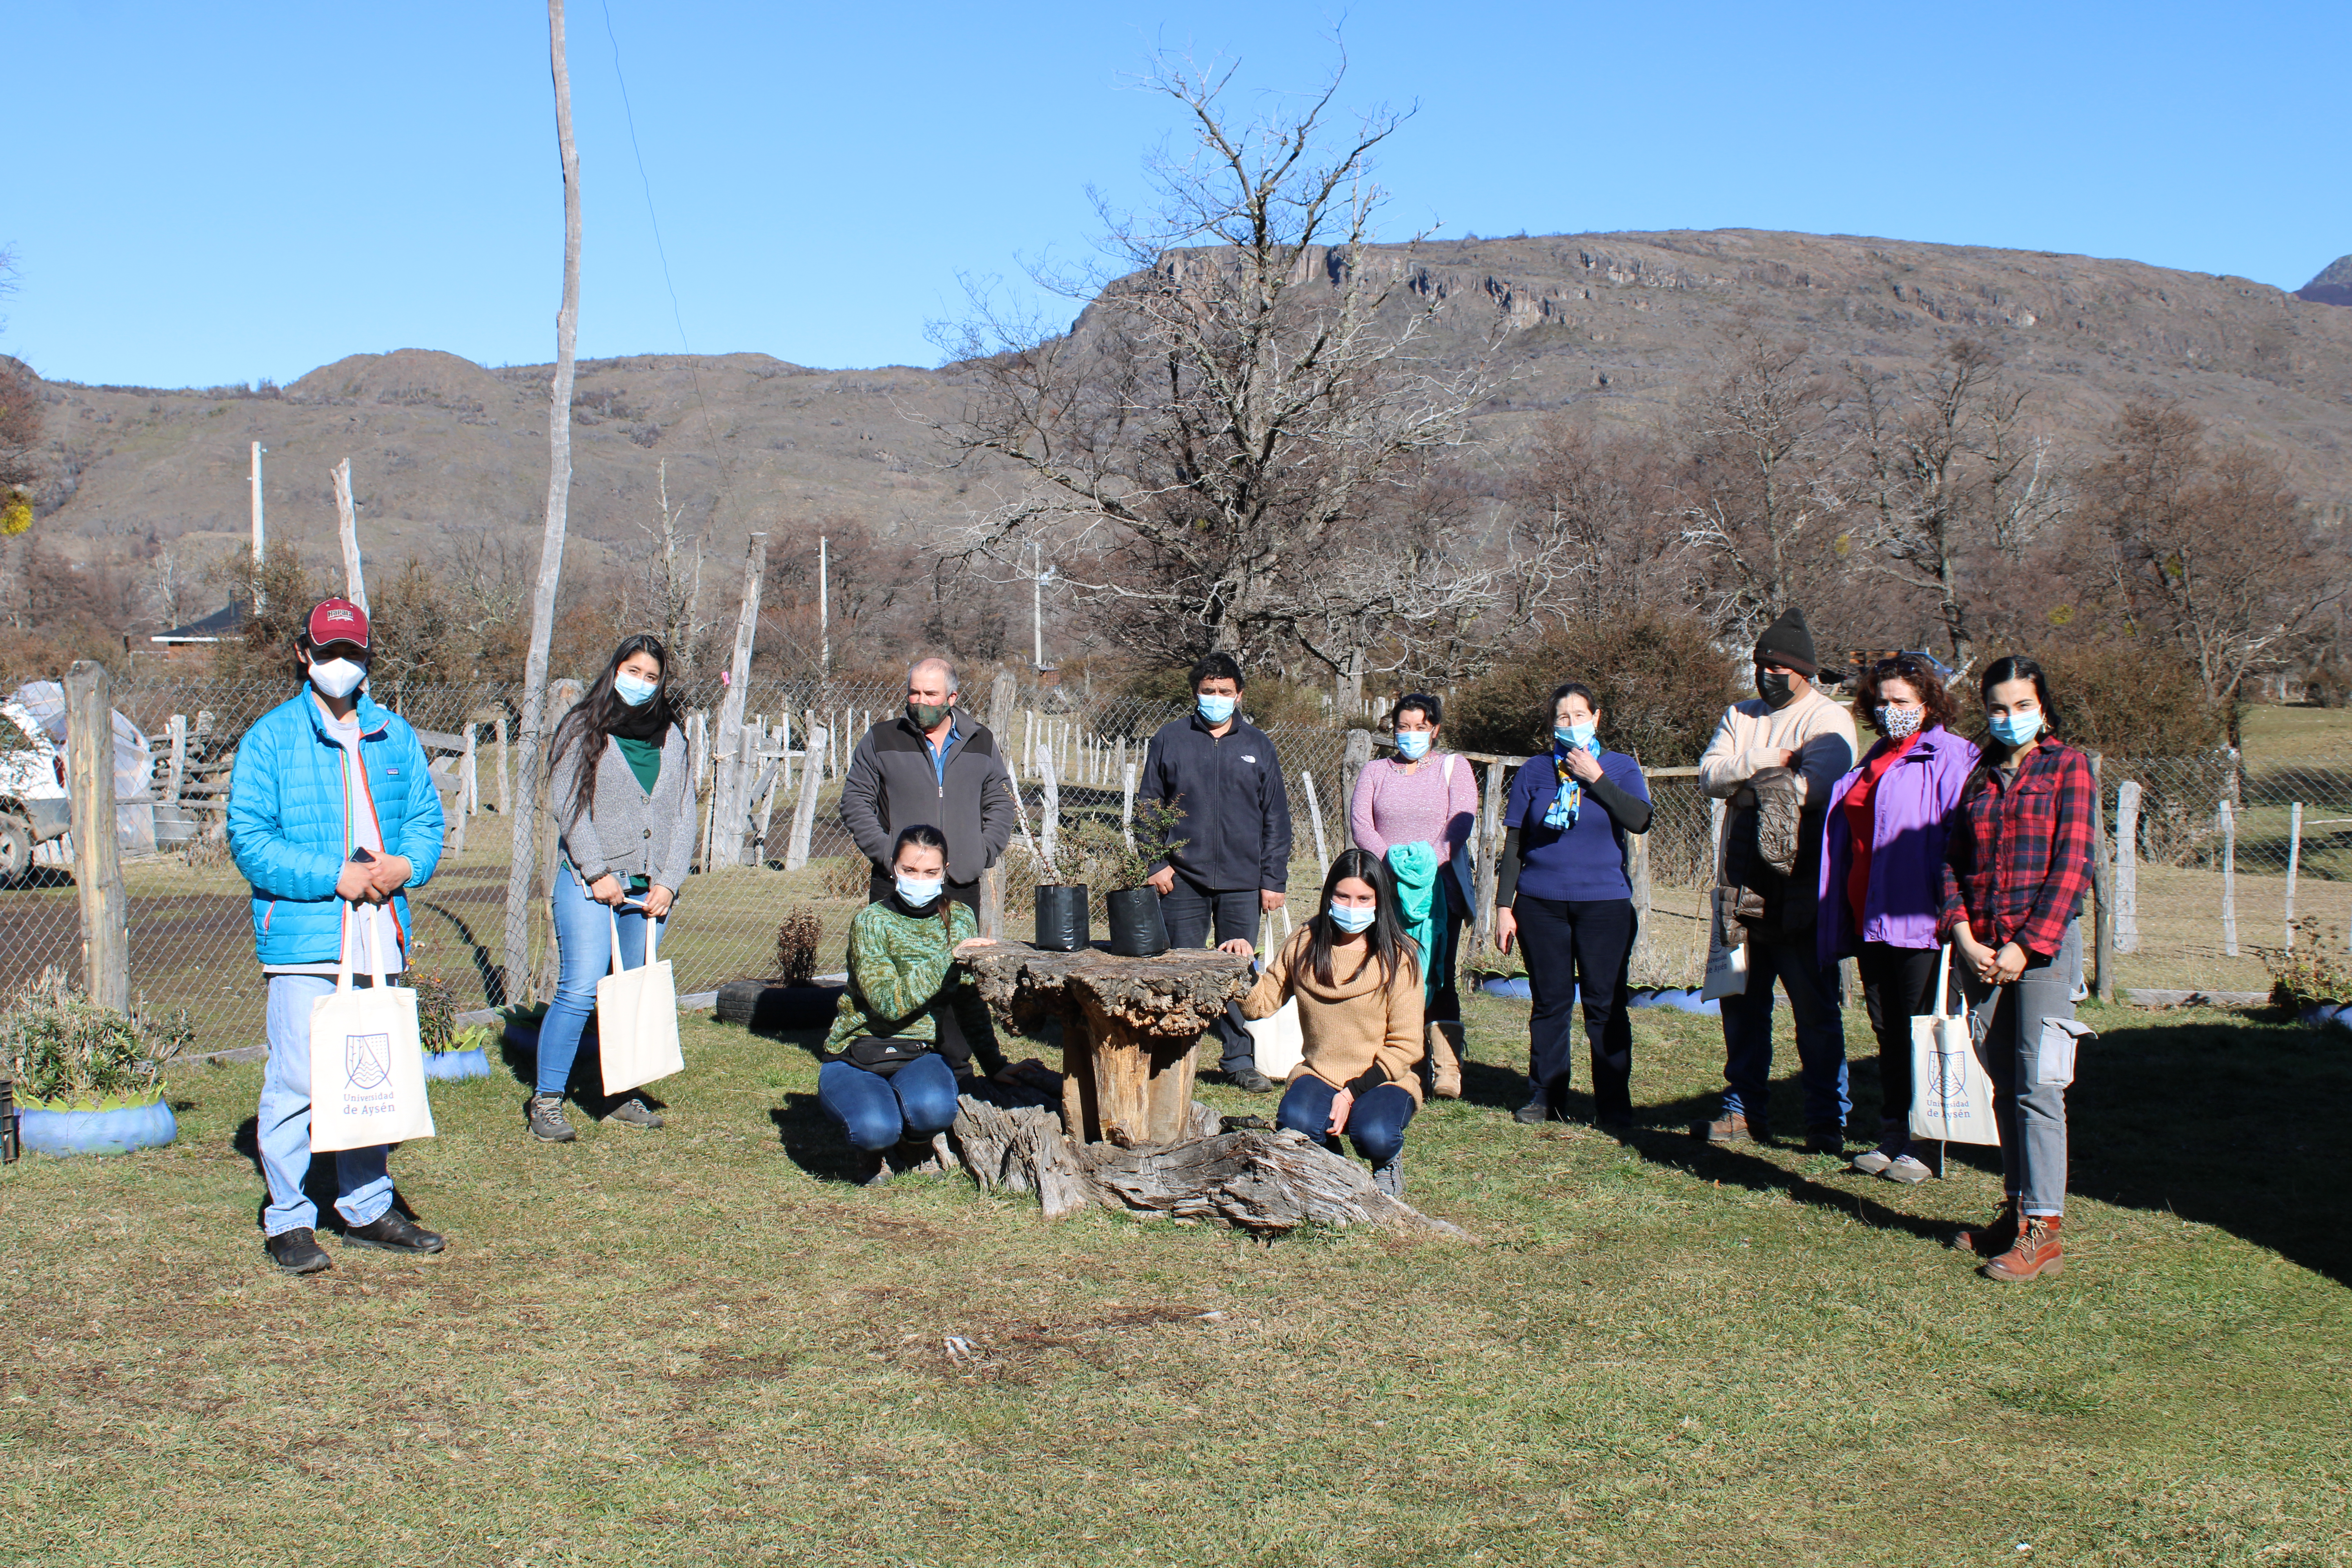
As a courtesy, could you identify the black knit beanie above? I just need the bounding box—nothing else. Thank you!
[1753,606,1818,677]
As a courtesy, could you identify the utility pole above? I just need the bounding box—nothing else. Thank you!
[249,441,266,613]
[818,532,830,679]
[1032,539,1045,670]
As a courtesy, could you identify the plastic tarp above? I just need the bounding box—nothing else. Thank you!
[7,681,152,801]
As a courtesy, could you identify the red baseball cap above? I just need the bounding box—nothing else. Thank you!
[305,597,370,651]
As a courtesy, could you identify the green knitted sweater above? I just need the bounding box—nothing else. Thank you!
[820,897,1002,1074]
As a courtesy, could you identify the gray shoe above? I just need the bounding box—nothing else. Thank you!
[1882,1154,1933,1184]
[526,1094,575,1143]
[1851,1147,1896,1176]
[601,1097,664,1130]
[1371,1157,1406,1200]
[858,1149,892,1187]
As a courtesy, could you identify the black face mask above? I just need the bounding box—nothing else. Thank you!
[1757,670,1796,711]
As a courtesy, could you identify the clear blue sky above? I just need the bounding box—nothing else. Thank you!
[7,0,2347,388]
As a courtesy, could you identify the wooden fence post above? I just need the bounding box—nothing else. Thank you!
[1038,745,1061,877]
[1474,759,1504,954]
[2087,755,2112,1002]
[1342,729,1372,817]
[2219,800,2238,958]
[1627,830,1656,985]
[2287,801,2303,948]
[1121,763,1138,851]
[495,713,511,818]
[2113,777,2140,955]
[163,713,187,805]
[979,671,1017,939]
[1301,771,1331,878]
[530,677,583,1003]
[708,533,767,867]
[332,457,368,610]
[65,662,129,1011]
[785,728,829,872]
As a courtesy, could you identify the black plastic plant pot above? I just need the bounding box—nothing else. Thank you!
[1034,885,1091,952]
[1103,886,1169,958]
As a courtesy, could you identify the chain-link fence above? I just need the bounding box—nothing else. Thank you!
[1,672,2334,1051]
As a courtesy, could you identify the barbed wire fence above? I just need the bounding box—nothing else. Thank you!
[1,670,2334,1051]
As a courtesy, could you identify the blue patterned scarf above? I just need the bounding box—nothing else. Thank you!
[1543,736,1603,829]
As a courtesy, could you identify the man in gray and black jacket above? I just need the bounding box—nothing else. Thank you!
[1141,653,1294,1092]
[840,657,1016,912]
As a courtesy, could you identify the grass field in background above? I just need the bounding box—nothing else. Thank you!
[4,989,2346,1566]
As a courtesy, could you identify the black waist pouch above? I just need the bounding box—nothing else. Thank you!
[843,1035,933,1078]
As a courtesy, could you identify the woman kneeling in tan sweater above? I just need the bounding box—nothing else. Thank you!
[1238,848,1427,1198]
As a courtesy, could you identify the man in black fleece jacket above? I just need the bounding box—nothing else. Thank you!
[1140,654,1294,1091]
[839,658,1015,911]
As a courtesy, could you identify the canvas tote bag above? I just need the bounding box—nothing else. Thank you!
[1909,943,2000,1146]
[597,908,683,1095]
[309,905,436,1152]
[1242,906,1305,1080]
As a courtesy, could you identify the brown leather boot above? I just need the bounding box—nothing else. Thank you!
[1426,1021,1465,1100]
[1953,1198,2020,1259]
[1695,1112,1767,1144]
[1983,1214,2065,1283]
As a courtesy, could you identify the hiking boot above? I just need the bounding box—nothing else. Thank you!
[1696,1112,1766,1144]
[1954,1198,2021,1259]
[1983,1214,2065,1282]
[526,1093,575,1143]
[601,1097,664,1130]
[266,1227,332,1276]
[1226,1068,1276,1094]
[1371,1156,1406,1200]
[1805,1122,1847,1156]
[1426,1021,1465,1100]
[343,1210,446,1255]
[1514,1097,1557,1125]
[1882,1154,1933,1184]
[857,1149,892,1187]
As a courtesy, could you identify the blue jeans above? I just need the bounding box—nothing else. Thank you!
[817,1053,961,1152]
[1276,1073,1417,1166]
[1158,878,1262,1073]
[1718,937,1851,1129]
[539,866,666,1098]
[259,974,394,1237]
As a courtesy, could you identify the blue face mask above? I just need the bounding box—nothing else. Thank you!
[1989,711,2044,748]
[614,672,659,707]
[1196,693,1237,725]
[1555,721,1597,751]
[1394,730,1432,761]
[1328,902,1376,935]
[896,874,943,907]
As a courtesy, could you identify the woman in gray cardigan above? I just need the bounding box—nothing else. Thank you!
[530,635,700,1142]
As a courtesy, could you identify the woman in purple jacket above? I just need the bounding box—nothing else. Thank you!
[1818,655,1980,1181]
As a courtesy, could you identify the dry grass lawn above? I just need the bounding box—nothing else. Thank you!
[3,988,2348,1566]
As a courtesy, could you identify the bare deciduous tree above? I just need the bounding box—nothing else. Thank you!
[617,459,713,674]
[1505,416,1688,630]
[2083,403,2345,711]
[1677,325,1848,640]
[931,52,1490,672]
[1846,340,2061,672]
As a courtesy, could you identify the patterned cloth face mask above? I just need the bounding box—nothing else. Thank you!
[1877,705,1924,740]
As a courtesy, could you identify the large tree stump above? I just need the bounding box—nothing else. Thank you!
[962,944,1251,1148]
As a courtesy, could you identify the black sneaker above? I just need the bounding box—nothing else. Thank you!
[1226,1068,1276,1094]
[265,1227,332,1275]
[1514,1097,1556,1125]
[343,1210,446,1255]
[1804,1122,1847,1156]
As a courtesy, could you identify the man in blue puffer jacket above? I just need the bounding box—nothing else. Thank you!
[226,597,448,1274]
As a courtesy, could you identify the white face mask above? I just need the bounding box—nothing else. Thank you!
[308,657,367,700]
[896,874,943,907]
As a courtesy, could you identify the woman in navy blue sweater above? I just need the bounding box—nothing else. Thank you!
[1494,682,1653,1127]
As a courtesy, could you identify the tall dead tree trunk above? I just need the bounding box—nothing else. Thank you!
[502,0,583,1006]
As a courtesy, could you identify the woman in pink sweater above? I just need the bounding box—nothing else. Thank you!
[1349,693,1479,1096]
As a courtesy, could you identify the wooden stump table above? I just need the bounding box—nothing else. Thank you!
[952,943,1468,1241]
[961,943,1250,1148]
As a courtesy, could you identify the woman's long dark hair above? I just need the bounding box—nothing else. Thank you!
[1307,848,1421,990]
[551,634,674,821]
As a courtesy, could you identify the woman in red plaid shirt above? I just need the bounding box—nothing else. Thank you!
[1938,656,2096,1283]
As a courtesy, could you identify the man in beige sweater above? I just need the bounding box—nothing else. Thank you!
[1695,606,1857,1151]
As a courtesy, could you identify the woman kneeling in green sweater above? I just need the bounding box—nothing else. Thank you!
[819,824,1002,1184]
[1240,848,1426,1198]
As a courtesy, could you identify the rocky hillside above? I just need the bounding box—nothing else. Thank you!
[22,228,2352,618]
